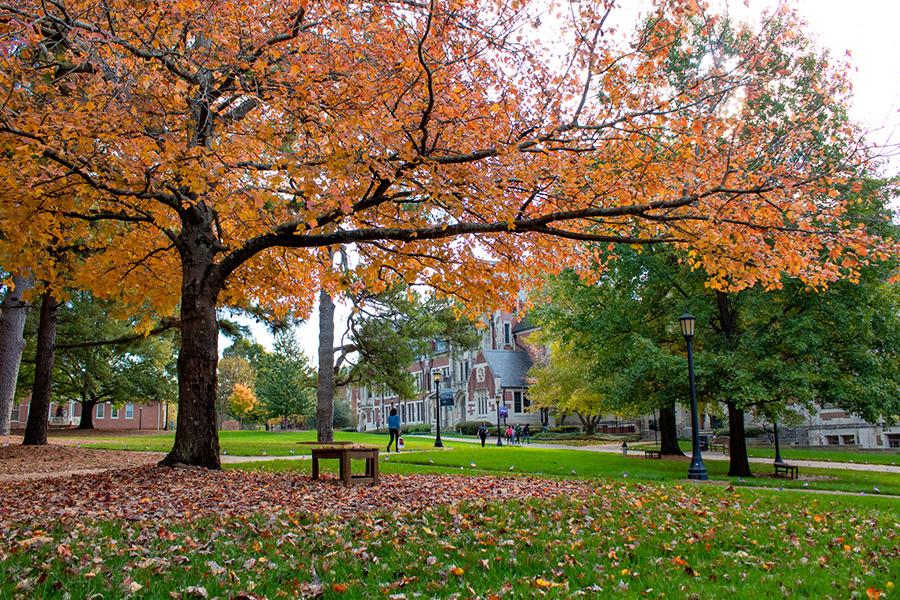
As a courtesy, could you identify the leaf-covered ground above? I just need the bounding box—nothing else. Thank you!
[1,466,897,599]
[0,443,161,480]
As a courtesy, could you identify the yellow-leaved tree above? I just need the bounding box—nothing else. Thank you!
[227,383,258,427]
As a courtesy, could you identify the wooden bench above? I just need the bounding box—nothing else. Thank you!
[710,436,730,455]
[643,449,662,459]
[311,445,379,486]
[774,462,798,479]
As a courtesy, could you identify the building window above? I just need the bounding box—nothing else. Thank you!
[841,434,856,445]
[503,323,511,346]
[96,404,105,419]
[110,406,120,419]
[513,390,523,413]
[476,390,488,416]
[125,404,134,419]
[825,435,839,445]
[888,435,900,448]
[10,404,19,422]
[463,360,470,382]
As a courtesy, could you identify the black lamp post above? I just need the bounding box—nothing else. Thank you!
[773,420,784,465]
[496,399,504,446]
[433,371,443,448]
[679,312,708,481]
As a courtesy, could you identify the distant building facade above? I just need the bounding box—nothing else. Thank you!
[350,309,557,431]
[9,397,168,431]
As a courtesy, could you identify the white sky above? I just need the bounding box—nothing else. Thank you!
[225,0,900,361]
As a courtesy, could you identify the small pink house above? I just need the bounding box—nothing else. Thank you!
[9,397,168,430]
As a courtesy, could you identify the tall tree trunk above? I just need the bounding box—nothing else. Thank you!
[715,291,753,477]
[161,204,221,469]
[23,292,58,445]
[658,402,684,455]
[316,288,335,443]
[78,400,95,429]
[0,273,33,435]
[726,401,753,477]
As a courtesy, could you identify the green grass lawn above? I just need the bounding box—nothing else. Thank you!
[2,484,896,599]
[69,430,900,495]
[229,444,900,496]
[744,446,900,466]
[73,430,437,455]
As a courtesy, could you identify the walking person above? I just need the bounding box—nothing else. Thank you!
[477,423,488,447]
[514,424,522,444]
[506,425,514,444]
[387,407,402,453]
[522,424,531,444]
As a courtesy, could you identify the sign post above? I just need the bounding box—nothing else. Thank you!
[496,403,508,446]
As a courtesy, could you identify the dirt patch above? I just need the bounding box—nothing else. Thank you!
[0,444,163,480]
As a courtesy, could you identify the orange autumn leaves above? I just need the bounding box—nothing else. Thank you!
[0,0,893,326]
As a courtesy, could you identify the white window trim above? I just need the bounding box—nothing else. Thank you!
[125,403,134,419]
[110,407,120,419]
[503,322,512,345]
[96,404,105,419]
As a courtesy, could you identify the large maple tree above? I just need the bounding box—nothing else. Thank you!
[0,0,890,467]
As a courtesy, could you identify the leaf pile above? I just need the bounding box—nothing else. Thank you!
[0,444,161,480]
[0,466,596,526]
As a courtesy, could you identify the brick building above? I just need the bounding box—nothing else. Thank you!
[350,309,556,432]
[9,397,169,431]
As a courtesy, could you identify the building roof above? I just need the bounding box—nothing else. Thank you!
[482,350,533,388]
[512,316,538,334]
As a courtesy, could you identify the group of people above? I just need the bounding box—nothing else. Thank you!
[475,422,531,446]
[505,423,531,445]
[387,405,537,451]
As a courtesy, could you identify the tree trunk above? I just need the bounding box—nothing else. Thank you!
[715,291,752,477]
[78,400,96,429]
[658,402,684,455]
[726,401,753,477]
[160,204,222,469]
[316,288,335,443]
[0,273,33,435]
[23,292,58,445]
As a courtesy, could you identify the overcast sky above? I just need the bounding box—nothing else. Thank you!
[226,0,900,361]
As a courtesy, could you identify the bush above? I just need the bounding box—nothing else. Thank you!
[547,425,581,434]
[402,424,432,434]
[456,421,491,435]
[532,431,640,443]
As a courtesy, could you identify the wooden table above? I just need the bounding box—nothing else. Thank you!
[311,445,379,486]
[643,449,662,459]
[774,462,798,479]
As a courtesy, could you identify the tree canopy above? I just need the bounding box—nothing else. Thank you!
[1,0,893,466]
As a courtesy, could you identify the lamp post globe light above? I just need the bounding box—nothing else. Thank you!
[679,312,708,481]
[433,371,443,448]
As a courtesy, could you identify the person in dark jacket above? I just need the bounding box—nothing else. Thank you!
[387,407,401,453]
[477,423,488,447]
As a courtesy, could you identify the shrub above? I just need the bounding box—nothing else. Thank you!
[547,425,581,434]
[402,424,432,434]
[456,421,491,435]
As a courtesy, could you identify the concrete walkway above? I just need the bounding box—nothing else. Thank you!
[409,434,900,474]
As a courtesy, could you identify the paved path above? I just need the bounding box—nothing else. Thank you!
[410,435,900,474]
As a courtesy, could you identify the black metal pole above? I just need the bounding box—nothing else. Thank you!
[686,337,708,480]
[773,420,784,465]
[496,401,503,446]
[654,408,658,445]
[434,379,443,448]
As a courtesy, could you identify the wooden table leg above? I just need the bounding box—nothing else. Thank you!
[312,455,319,480]
[341,453,351,486]
[372,453,379,485]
